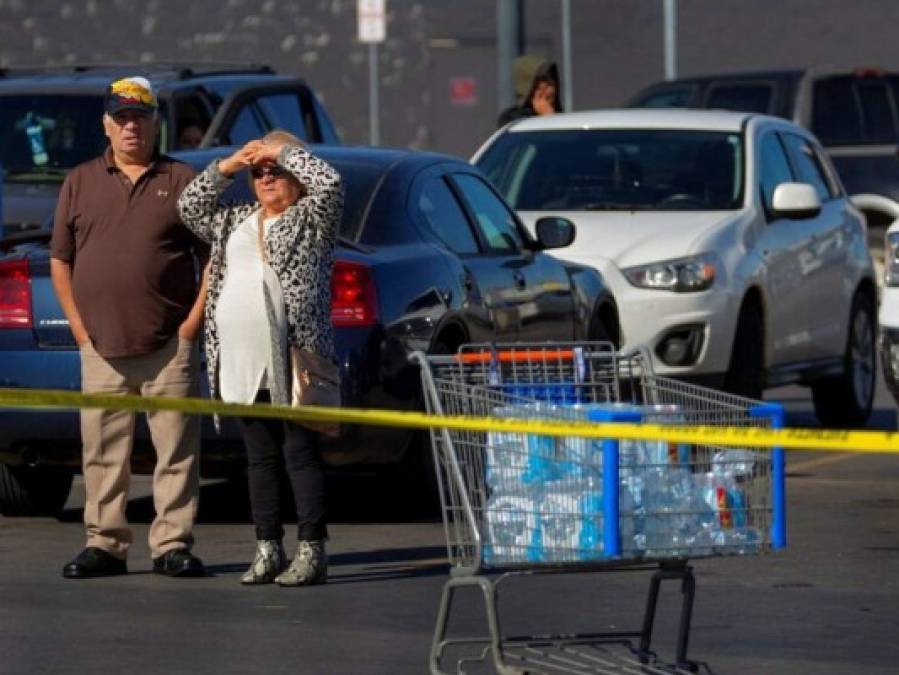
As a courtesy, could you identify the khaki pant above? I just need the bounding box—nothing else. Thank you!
[79,336,200,559]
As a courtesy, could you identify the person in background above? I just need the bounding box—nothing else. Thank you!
[51,75,209,579]
[177,129,343,587]
[497,55,563,127]
[178,122,205,150]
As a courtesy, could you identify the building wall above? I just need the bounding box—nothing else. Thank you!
[2,0,899,157]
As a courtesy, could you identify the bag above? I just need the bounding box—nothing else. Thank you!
[290,346,341,437]
[257,210,341,437]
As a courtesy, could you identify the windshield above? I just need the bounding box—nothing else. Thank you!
[477,129,744,211]
[1,95,106,177]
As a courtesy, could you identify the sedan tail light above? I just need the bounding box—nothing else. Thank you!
[0,259,33,329]
[331,260,378,327]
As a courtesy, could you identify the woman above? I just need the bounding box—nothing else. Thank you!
[177,130,343,586]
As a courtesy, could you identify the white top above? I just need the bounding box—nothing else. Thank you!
[216,210,284,404]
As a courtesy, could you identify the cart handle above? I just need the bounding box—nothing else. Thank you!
[453,349,577,364]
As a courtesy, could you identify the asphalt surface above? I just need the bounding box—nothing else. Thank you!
[2,378,899,674]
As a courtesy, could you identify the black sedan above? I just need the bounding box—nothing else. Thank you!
[177,145,620,476]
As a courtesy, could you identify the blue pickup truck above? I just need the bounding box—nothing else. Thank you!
[0,140,619,517]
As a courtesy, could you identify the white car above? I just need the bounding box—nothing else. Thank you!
[852,193,899,407]
[473,109,877,427]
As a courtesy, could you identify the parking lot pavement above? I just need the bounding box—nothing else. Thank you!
[2,376,898,674]
[3,448,899,675]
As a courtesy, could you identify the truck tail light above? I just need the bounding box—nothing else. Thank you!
[331,260,378,327]
[0,259,33,329]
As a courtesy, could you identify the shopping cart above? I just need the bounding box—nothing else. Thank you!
[413,342,786,675]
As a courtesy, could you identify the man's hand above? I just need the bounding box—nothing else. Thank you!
[177,321,200,342]
[218,140,265,177]
[49,258,91,347]
[178,262,210,342]
[532,81,558,116]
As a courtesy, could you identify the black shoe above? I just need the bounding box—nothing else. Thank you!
[152,548,206,577]
[63,547,127,579]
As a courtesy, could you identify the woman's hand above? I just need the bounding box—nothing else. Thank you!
[250,140,287,165]
[218,140,265,177]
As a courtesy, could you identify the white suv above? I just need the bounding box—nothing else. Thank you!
[473,109,877,427]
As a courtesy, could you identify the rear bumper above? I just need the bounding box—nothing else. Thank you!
[0,329,421,473]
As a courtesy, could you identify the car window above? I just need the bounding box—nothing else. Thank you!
[312,95,341,144]
[476,129,743,211]
[224,103,266,145]
[782,133,835,201]
[418,177,479,254]
[172,93,213,151]
[631,87,694,108]
[705,84,773,114]
[857,80,896,143]
[450,173,524,252]
[0,94,106,173]
[812,77,864,145]
[758,132,795,212]
[218,153,381,241]
[255,93,308,140]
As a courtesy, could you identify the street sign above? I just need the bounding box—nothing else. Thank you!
[449,77,478,106]
[358,0,386,44]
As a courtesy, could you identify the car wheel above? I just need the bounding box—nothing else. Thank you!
[811,292,876,428]
[589,305,620,349]
[0,464,74,517]
[401,336,457,513]
[724,301,764,400]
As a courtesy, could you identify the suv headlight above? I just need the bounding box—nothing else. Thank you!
[885,232,899,287]
[622,253,719,292]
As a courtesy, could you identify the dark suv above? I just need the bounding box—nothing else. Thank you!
[0,63,340,237]
[627,68,899,212]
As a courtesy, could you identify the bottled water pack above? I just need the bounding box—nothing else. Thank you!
[482,400,763,562]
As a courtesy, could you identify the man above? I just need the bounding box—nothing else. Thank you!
[51,76,208,579]
[496,55,563,127]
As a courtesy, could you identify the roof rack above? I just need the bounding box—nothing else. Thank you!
[0,62,276,79]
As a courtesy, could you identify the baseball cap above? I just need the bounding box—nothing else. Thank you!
[104,76,158,115]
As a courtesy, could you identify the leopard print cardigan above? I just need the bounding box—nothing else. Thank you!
[177,146,343,424]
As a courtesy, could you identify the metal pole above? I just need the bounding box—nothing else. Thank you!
[497,0,520,113]
[561,0,573,111]
[369,42,379,145]
[663,0,677,81]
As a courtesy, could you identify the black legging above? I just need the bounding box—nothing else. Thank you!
[237,391,327,542]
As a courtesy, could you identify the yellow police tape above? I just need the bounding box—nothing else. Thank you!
[1,387,898,454]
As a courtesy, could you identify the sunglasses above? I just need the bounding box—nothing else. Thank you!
[250,165,287,179]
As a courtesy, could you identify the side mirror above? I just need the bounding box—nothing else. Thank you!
[535,216,576,249]
[771,182,822,219]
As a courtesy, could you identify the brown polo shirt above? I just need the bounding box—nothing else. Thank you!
[51,148,208,358]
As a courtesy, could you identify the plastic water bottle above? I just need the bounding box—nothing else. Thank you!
[712,448,760,479]
[484,492,540,564]
[540,480,588,562]
[578,486,604,560]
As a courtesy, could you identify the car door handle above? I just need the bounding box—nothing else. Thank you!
[513,272,526,289]
[461,274,474,291]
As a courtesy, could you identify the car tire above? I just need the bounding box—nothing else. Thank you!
[811,292,876,428]
[589,303,620,349]
[401,336,457,514]
[0,464,74,517]
[724,301,764,400]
